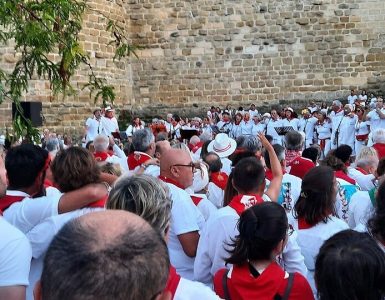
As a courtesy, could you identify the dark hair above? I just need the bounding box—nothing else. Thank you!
[294,166,336,226]
[302,147,320,164]
[5,144,48,189]
[223,172,237,207]
[51,147,100,192]
[334,145,353,164]
[264,135,273,144]
[200,140,211,159]
[203,152,222,173]
[230,150,255,166]
[41,214,170,300]
[85,141,94,150]
[368,179,385,245]
[264,144,285,169]
[226,202,288,265]
[232,157,265,194]
[284,131,303,151]
[320,151,347,173]
[222,111,230,117]
[377,157,385,177]
[315,230,385,300]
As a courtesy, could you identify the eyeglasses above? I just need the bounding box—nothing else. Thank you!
[171,162,195,173]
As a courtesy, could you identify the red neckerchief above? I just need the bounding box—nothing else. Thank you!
[44,179,55,189]
[335,108,344,114]
[285,150,301,166]
[87,194,108,208]
[94,151,110,162]
[265,169,286,181]
[0,194,27,212]
[335,170,356,185]
[373,143,385,159]
[228,194,264,216]
[355,167,368,175]
[158,175,184,189]
[127,152,151,170]
[226,262,286,299]
[190,141,204,154]
[298,217,314,230]
[190,195,203,206]
[234,120,241,125]
[164,266,181,297]
[211,172,229,190]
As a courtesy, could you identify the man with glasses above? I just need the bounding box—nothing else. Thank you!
[367,96,385,146]
[159,148,205,280]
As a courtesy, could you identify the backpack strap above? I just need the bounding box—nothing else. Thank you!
[222,269,231,300]
[281,273,295,300]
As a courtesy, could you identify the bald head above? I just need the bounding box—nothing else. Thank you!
[160,148,194,188]
[155,140,171,160]
[39,210,169,300]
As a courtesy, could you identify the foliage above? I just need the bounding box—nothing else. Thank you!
[0,0,138,143]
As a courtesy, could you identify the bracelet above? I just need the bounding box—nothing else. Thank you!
[101,181,112,193]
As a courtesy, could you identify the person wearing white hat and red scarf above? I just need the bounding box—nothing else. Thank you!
[207,133,237,175]
[195,133,308,285]
[290,166,349,295]
[100,106,119,135]
[0,156,32,300]
[159,148,205,280]
[1,144,109,234]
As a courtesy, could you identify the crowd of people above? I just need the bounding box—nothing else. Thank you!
[0,92,385,300]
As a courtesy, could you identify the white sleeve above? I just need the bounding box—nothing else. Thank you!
[348,192,373,229]
[3,194,61,234]
[112,144,126,159]
[85,118,92,127]
[126,125,133,137]
[207,183,224,208]
[281,233,308,277]
[171,193,201,236]
[0,235,32,287]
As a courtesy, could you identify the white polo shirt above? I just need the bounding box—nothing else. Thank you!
[0,217,32,288]
[166,183,205,280]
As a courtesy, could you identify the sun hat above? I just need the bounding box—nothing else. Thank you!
[207,133,236,158]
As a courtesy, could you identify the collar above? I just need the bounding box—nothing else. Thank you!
[355,167,369,175]
[127,152,152,170]
[228,194,264,216]
[335,170,356,185]
[210,172,229,190]
[94,151,110,162]
[6,190,30,197]
[158,176,184,189]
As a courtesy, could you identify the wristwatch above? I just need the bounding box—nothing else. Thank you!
[140,164,148,170]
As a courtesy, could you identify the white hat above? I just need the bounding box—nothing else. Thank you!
[105,106,114,111]
[286,107,294,113]
[262,113,271,118]
[191,163,209,193]
[207,133,236,158]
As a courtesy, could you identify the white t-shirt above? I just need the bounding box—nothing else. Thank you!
[251,123,266,136]
[194,204,308,285]
[207,182,224,209]
[348,95,358,105]
[348,191,373,229]
[282,118,300,131]
[3,188,63,234]
[166,183,205,280]
[85,118,103,142]
[26,207,104,300]
[240,120,253,135]
[289,216,349,293]
[175,277,220,299]
[220,157,232,176]
[298,117,318,146]
[101,116,119,135]
[265,119,283,144]
[125,124,144,137]
[0,217,32,287]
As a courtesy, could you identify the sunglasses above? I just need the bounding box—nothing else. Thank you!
[171,162,196,173]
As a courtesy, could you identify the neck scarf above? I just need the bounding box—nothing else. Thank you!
[228,194,264,215]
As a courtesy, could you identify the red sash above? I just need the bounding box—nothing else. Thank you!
[335,170,356,185]
[355,134,369,141]
[164,266,181,297]
[127,152,151,170]
[94,152,110,162]
[210,172,229,190]
[0,194,27,212]
[228,194,264,215]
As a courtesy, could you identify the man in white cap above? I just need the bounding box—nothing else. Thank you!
[207,133,236,175]
[85,108,104,143]
[331,104,358,152]
[101,106,119,136]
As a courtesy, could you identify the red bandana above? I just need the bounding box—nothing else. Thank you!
[373,143,385,159]
[298,217,314,230]
[94,151,110,162]
[86,194,108,208]
[355,167,368,175]
[0,194,27,212]
[158,176,184,189]
[335,170,356,185]
[164,266,181,297]
[190,141,204,154]
[285,150,301,166]
[190,195,203,206]
[228,194,264,216]
[210,172,229,190]
[127,152,152,170]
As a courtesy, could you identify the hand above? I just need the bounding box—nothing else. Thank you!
[257,132,272,150]
[144,158,160,167]
[108,136,115,147]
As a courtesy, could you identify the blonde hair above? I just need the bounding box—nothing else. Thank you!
[106,174,171,236]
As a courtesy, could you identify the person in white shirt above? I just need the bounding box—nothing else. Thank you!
[348,89,358,105]
[315,111,332,158]
[159,149,205,280]
[240,112,253,135]
[195,134,307,285]
[216,112,232,135]
[34,210,172,300]
[165,113,174,134]
[331,104,357,153]
[229,113,242,139]
[1,144,109,234]
[100,106,119,135]
[248,103,259,119]
[354,106,370,155]
[251,114,266,136]
[358,89,368,103]
[85,108,105,143]
[299,109,318,149]
[367,97,385,146]
[125,116,144,138]
[290,166,349,294]
[348,146,378,191]
[207,133,237,175]
[93,134,128,171]
[282,107,300,131]
[266,109,283,145]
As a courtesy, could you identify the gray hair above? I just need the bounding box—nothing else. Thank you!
[284,131,304,151]
[372,128,385,144]
[106,174,171,236]
[93,134,109,152]
[332,100,342,108]
[45,137,60,153]
[132,128,154,153]
[238,135,261,153]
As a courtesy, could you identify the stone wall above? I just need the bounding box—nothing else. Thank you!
[127,0,385,117]
[0,0,133,136]
[1,0,385,134]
